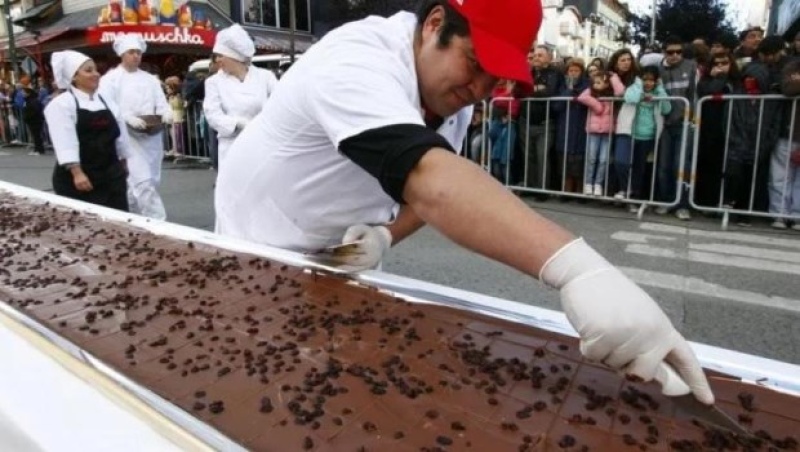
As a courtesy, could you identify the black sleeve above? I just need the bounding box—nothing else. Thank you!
[339,124,455,204]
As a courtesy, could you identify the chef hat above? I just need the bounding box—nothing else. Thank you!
[51,50,91,90]
[212,24,255,62]
[113,33,147,56]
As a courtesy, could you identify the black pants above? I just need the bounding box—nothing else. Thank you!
[52,171,129,212]
[27,120,45,154]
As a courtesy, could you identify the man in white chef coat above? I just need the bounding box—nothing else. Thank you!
[216,0,715,406]
[99,34,171,220]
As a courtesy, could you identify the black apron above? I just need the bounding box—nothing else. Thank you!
[52,92,128,211]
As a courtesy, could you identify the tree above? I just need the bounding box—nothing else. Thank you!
[325,0,418,26]
[630,0,737,48]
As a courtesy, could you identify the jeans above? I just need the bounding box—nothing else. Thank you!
[523,123,554,189]
[613,135,632,193]
[656,125,692,207]
[584,133,610,187]
[769,138,800,217]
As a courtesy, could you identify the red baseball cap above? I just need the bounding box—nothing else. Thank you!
[448,0,542,86]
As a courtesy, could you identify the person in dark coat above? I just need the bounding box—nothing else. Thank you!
[695,51,740,208]
[22,87,46,155]
[552,58,589,194]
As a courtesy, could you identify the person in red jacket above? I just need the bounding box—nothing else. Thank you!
[488,79,520,183]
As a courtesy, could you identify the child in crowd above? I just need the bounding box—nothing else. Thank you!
[488,79,520,184]
[553,58,589,193]
[621,66,671,209]
[577,71,622,196]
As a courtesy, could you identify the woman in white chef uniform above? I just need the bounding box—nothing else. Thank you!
[98,34,171,221]
[203,24,278,169]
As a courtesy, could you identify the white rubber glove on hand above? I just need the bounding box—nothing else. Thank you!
[540,238,714,405]
[125,116,147,130]
[161,111,174,125]
[333,224,392,271]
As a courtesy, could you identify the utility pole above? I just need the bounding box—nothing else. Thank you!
[3,0,19,82]
[289,0,296,63]
[649,0,657,46]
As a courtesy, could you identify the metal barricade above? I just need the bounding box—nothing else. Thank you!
[690,94,800,229]
[482,96,691,218]
[179,100,212,162]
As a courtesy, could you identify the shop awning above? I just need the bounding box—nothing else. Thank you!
[246,27,315,54]
[12,0,62,27]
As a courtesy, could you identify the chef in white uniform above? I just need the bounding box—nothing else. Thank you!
[98,34,171,220]
[203,24,278,168]
[216,0,715,406]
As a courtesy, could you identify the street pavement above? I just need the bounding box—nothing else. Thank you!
[2,146,798,367]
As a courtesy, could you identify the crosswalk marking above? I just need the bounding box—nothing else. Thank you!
[619,266,800,314]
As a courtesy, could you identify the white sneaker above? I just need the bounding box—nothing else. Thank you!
[593,185,603,196]
[772,220,788,230]
[613,191,626,200]
[675,208,692,221]
[654,206,669,215]
[583,184,593,195]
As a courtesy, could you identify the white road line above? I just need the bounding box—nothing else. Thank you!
[619,266,800,314]
[689,243,800,264]
[625,244,800,276]
[610,231,677,244]
[640,222,800,250]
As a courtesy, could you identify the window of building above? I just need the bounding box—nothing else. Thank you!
[243,0,311,31]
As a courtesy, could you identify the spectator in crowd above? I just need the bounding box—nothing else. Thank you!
[734,26,764,68]
[99,34,171,221]
[710,36,737,55]
[658,36,698,220]
[727,46,783,226]
[552,58,589,194]
[696,51,740,209]
[690,40,711,76]
[203,24,278,170]
[465,103,484,164]
[608,48,640,199]
[757,36,798,229]
[22,87,46,156]
[577,71,622,196]
[45,50,131,212]
[774,56,800,230]
[488,79,519,184]
[640,44,664,68]
[183,55,220,169]
[589,57,606,71]
[165,76,185,159]
[622,66,671,210]
[791,31,800,58]
[523,45,563,193]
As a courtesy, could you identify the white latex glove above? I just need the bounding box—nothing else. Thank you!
[332,224,392,271]
[161,111,173,125]
[125,116,147,130]
[540,238,714,405]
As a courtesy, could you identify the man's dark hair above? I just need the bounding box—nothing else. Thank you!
[739,26,764,42]
[757,35,786,56]
[663,35,684,49]
[415,0,470,47]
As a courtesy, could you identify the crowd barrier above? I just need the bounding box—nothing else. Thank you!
[478,96,692,219]
[690,94,800,229]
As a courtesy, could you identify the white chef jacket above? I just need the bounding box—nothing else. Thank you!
[215,12,471,252]
[43,88,131,165]
[203,67,278,166]
[98,67,170,185]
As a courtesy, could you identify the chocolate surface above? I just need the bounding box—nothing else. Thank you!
[1,192,799,451]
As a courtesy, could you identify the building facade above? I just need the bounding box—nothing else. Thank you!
[0,0,317,81]
[538,0,631,61]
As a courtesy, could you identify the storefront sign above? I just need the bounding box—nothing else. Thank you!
[86,25,215,48]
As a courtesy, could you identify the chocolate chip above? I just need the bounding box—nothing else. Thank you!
[558,435,576,448]
[302,436,314,450]
[436,436,453,446]
[451,421,466,431]
[394,431,405,440]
